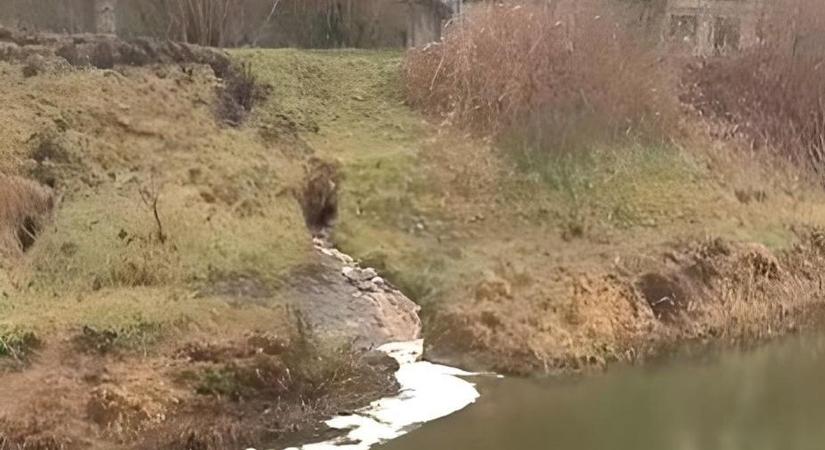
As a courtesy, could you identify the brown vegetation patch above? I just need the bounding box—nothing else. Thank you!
[0,331,397,450]
[0,175,55,258]
[86,385,167,436]
[25,130,81,189]
[139,336,398,450]
[404,0,675,157]
[0,419,72,450]
[680,0,825,172]
[427,236,825,375]
[682,53,825,171]
[215,62,270,126]
[299,158,341,233]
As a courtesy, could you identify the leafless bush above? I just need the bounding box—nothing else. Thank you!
[137,0,246,47]
[681,0,825,172]
[299,158,341,233]
[404,0,675,157]
[215,62,270,126]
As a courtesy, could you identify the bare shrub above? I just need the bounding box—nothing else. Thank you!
[0,175,55,258]
[137,0,246,47]
[404,0,675,158]
[299,158,341,233]
[215,62,269,126]
[681,0,825,172]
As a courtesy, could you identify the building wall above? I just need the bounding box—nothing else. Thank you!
[664,0,764,54]
[407,0,462,47]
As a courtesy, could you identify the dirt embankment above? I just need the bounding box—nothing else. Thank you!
[426,233,825,375]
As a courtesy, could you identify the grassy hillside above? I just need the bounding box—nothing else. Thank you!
[1,47,817,373]
[238,49,825,373]
[1,44,825,448]
[0,61,314,351]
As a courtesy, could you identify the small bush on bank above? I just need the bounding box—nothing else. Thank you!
[404,0,675,164]
[300,158,341,233]
[216,62,270,126]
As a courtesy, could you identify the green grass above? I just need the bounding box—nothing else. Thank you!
[0,56,314,355]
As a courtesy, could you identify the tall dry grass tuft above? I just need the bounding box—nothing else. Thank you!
[0,176,55,258]
[681,0,825,172]
[404,0,675,156]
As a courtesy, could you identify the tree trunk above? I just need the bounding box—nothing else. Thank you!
[95,0,117,35]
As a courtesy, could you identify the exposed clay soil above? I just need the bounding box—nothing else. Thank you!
[426,232,825,375]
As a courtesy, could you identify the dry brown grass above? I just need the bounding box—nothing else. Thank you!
[0,175,54,258]
[404,0,675,154]
[681,0,825,172]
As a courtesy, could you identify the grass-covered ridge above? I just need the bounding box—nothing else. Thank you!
[236,47,825,374]
[0,42,824,448]
[0,60,313,354]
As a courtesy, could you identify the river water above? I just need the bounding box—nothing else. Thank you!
[383,334,825,450]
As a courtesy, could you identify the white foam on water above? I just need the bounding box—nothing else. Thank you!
[280,340,481,450]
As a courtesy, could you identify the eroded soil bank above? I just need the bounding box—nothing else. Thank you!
[426,233,825,375]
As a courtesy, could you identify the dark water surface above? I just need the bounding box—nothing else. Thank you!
[383,335,825,450]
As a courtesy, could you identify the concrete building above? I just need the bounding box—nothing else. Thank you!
[0,0,461,49]
[664,0,764,55]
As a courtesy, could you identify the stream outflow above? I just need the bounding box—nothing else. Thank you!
[274,239,483,450]
[284,340,481,450]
